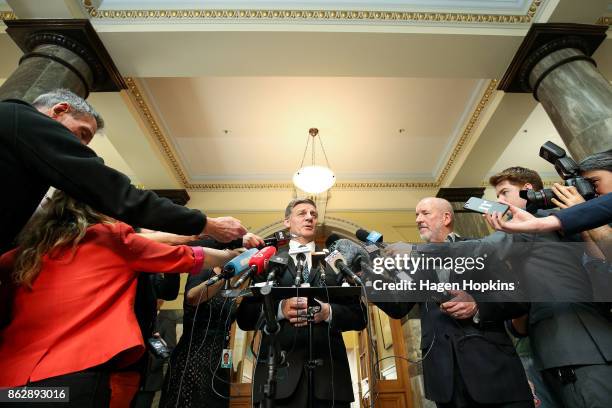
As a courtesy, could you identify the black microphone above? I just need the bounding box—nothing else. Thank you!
[325,233,341,249]
[266,254,290,284]
[324,250,363,286]
[356,228,386,247]
[294,252,306,287]
[330,239,372,271]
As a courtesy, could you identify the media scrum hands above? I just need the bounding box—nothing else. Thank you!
[202,216,248,242]
[484,200,561,234]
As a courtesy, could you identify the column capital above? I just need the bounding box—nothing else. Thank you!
[4,19,126,94]
[498,23,607,94]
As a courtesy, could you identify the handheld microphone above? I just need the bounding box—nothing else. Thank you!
[329,239,372,272]
[206,248,258,287]
[294,252,306,286]
[325,250,363,286]
[266,253,290,283]
[232,246,277,288]
[356,229,386,247]
[259,231,290,249]
[325,233,341,250]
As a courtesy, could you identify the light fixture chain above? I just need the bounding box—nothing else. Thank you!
[318,134,332,168]
[298,133,311,169]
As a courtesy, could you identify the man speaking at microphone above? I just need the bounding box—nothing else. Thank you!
[236,198,367,408]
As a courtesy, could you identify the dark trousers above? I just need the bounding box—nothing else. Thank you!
[257,370,351,408]
[436,357,534,408]
[3,369,111,407]
[542,363,612,408]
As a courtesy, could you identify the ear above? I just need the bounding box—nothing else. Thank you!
[51,102,70,117]
[443,212,452,227]
[523,183,534,190]
[283,218,290,229]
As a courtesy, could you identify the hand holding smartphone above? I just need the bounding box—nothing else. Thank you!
[464,197,509,216]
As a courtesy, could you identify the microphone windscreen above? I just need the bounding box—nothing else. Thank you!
[325,233,341,249]
[329,239,371,271]
[355,229,370,243]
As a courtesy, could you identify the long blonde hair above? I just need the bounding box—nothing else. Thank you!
[13,191,113,287]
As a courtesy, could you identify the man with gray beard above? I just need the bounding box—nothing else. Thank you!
[382,197,532,408]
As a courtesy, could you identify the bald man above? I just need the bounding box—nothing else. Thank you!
[384,197,532,408]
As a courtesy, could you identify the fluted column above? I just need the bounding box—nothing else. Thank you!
[0,19,125,102]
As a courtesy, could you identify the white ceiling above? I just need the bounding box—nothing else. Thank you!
[142,76,484,181]
[489,104,568,181]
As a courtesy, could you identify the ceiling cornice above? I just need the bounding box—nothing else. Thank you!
[0,11,15,20]
[83,1,542,25]
[435,79,498,185]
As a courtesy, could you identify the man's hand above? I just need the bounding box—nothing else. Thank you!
[203,216,248,242]
[312,301,331,324]
[282,297,308,327]
[440,290,478,320]
[551,183,585,209]
[485,204,561,234]
[242,232,265,249]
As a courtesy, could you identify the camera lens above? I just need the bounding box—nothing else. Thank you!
[519,189,557,210]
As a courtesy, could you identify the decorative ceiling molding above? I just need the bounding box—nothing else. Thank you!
[124,77,498,191]
[0,11,15,20]
[435,79,498,185]
[84,0,541,25]
[124,77,190,187]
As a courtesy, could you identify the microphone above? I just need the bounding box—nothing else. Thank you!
[266,253,290,283]
[356,229,384,245]
[232,246,277,288]
[294,252,306,287]
[325,250,363,286]
[206,248,258,287]
[325,233,341,250]
[259,231,290,249]
[329,239,372,271]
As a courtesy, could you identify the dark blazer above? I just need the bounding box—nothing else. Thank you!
[377,236,532,404]
[421,226,612,371]
[554,193,612,235]
[236,246,367,403]
[0,99,205,253]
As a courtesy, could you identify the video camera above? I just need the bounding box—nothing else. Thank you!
[520,141,596,209]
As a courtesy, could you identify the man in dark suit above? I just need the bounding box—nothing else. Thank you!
[237,198,367,407]
[486,167,612,408]
[0,89,246,254]
[382,197,533,408]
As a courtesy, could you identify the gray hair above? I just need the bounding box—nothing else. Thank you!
[284,198,316,219]
[579,149,612,173]
[32,89,104,130]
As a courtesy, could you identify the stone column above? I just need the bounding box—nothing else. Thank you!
[437,187,490,239]
[499,23,612,161]
[0,19,125,102]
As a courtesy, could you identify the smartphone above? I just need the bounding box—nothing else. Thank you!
[464,197,509,216]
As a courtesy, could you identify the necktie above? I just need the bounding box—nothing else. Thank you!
[299,245,310,282]
[302,262,310,283]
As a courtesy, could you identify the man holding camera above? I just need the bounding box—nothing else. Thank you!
[488,150,611,260]
[487,166,612,408]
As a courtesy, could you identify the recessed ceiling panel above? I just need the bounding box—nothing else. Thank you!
[143,76,482,182]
